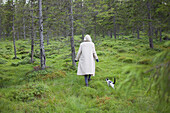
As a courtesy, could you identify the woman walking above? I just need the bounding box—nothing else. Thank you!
[75,35,99,86]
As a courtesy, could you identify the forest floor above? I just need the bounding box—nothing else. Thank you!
[0,34,170,113]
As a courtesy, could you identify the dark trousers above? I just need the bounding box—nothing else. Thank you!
[84,75,91,84]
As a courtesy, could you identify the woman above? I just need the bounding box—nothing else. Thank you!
[75,35,99,86]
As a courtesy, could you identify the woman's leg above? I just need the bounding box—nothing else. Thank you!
[88,74,91,81]
[84,75,88,86]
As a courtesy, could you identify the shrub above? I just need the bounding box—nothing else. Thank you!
[97,51,106,56]
[163,41,170,48]
[137,59,151,65]
[17,45,26,52]
[1,54,11,59]
[113,46,120,49]
[62,63,76,71]
[110,51,117,55]
[11,62,19,66]
[129,35,135,38]
[101,42,114,47]
[117,49,126,53]
[118,56,126,61]
[5,45,12,50]
[18,57,31,65]
[0,58,7,64]
[128,48,137,52]
[9,83,50,102]
[123,58,133,63]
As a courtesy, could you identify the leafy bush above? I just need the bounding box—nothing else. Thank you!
[18,57,31,65]
[0,58,7,64]
[128,48,137,52]
[101,42,114,47]
[123,58,133,63]
[110,51,117,55]
[162,41,170,48]
[11,62,19,66]
[24,69,66,81]
[5,45,12,50]
[1,54,11,59]
[117,49,126,53]
[118,56,126,61]
[62,63,76,71]
[17,45,26,52]
[9,83,50,102]
[137,59,151,65]
[97,51,106,56]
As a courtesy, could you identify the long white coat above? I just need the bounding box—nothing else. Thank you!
[75,35,98,76]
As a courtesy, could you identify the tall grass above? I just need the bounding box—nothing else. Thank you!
[0,35,169,112]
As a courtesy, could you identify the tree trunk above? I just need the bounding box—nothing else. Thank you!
[0,16,1,41]
[31,1,34,63]
[12,1,17,59]
[147,1,153,48]
[17,30,19,40]
[110,30,113,38]
[39,0,46,69]
[0,1,1,41]
[23,16,26,40]
[81,1,85,42]
[159,28,162,42]
[155,28,158,40]
[70,0,76,67]
[3,32,5,41]
[94,15,97,41]
[102,29,105,38]
[137,26,140,39]
[113,14,116,39]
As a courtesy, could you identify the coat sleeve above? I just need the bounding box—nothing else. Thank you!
[75,44,82,61]
[93,44,98,59]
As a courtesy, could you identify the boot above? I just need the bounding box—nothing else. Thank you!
[85,83,88,87]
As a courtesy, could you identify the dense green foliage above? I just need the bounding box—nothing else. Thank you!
[0,0,169,112]
[0,34,170,112]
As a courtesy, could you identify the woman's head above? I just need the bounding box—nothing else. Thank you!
[84,35,92,42]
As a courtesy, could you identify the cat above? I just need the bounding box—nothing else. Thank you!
[106,77,116,89]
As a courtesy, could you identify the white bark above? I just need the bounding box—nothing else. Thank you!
[39,0,46,69]
[70,0,76,67]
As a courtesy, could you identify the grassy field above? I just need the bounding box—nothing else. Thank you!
[0,35,169,113]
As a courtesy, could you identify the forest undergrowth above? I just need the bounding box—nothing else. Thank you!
[0,35,170,113]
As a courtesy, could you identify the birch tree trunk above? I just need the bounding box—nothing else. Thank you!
[0,2,1,41]
[81,1,85,42]
[70,0,76,67]
[31,0,34,63]
[147,1,154,48]
[0,15,1,41]
[12,1,17,59]
[39,0,46,69]
[23,4,26,40]
[113,14,116,39]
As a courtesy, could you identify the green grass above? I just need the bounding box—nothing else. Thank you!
[0,35,170,112]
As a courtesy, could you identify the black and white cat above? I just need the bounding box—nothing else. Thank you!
[106,77,116,89]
